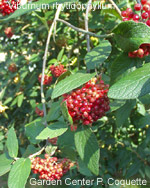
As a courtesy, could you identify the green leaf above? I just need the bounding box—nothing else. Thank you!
[6,127,18,158]
[23,145,38,158]
[36,121,68,140]
[61,101,73,125]
[85,40,112,70]
[0,153,13,176]
[33,12,49,30]
[0,86,6,100]
[78,158,93,176]
[126,161,141,178]
[8,158,31,188]
[45,145,57,156]
[110,52,142,84]
[51,72,96,99]
[57,48,64,61]
[74,127,100,175]
[145,166,150,178]
[113,21,150,51]
[110,100,126,112]
[108,63,150,99]
[47,101,61,121]
[0,0,75,21]
[115,100,136,127]
[17,94,24,107]
[25,118,45,144]
[135,114,150,128]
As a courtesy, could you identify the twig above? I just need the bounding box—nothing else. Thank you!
[85,0,92,52]
[130,148,150,165]
[41,4,62,126]
[29,147,46,159]
[108,0,121,16]
[57,18,114,38]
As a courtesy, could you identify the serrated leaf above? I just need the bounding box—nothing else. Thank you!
[108,63,150,99]
[61,101,73,124]
[36,121,68,140]
[113,21,150,51]
[110,52,142,84]
[74,127,100,175]
[0,153,13,176]
[85,40,112,70]
[25,118,45,144]
[17,94,24,107]
[6,127,18,158]
[51,72,96,99]
[8,158,31,188]
[0,0,75,21]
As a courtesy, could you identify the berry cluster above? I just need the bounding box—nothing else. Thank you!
[35,107,44,117]
[121,0,150,58]
[121,1,150,25]
[50,64,67,78]
[128,43,150,58]
[48,137,58,145]
[8,63,17,72]
[63,77,110,126]
[4,27,13,38]
[31,154,72,180]
[0,0,19,16]
[38,74,52,85]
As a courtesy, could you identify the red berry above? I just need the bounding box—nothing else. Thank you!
[8,63,17,73]
[134,3,142,11]
[50,64,67,77]
[142,12,149,19]
[133,14,140,21]
[146,19,150,26]
[4,27,13,38]
[141,0,147,5]
[121,11,127,17]
[63,77,109,128]
[137,48,144,56]
[143,4,150,11]
[123,18,130,21]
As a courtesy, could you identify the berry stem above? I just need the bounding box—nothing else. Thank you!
[108,0,122,17]
[41,4,62,126]
[56,19,114,38]
[85,0,92,52]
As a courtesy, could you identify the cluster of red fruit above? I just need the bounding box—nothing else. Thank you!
[0,0,19,16]
[50,64,67,78]
[63,77,110,126]
[121,0,150,58]
[128,43,150,58]
[38,75,53,85]
[48,137,58,145]
[35,107,44,117]
[8,63,17,72]
[121,0,150,25]
[4,27,13,38]
[38,64,67,85]
[31,154,72,180]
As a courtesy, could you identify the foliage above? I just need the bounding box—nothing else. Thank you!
[0,0,150,187]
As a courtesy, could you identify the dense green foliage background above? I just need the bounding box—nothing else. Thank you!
[0,0,150,187]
